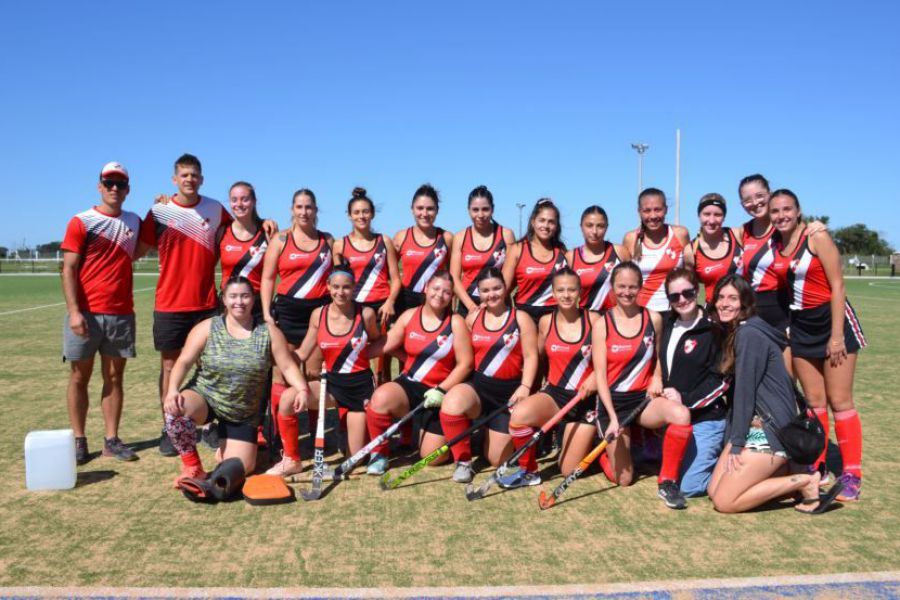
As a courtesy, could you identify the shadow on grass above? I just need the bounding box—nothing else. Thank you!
[76,470,116,487]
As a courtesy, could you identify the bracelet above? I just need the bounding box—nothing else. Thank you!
[519,383,533,389]
[436,386,447,394]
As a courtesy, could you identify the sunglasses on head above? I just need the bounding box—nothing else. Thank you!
[666,288,697,303]
[101,179,129,190]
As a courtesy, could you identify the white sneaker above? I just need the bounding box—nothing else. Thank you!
[265,455,304,480]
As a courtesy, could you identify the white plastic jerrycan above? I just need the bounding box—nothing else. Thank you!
[25,429,77,491]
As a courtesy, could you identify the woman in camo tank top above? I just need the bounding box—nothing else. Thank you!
[163,276,311,487]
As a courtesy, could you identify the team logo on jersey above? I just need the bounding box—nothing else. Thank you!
[610,344,631,353]
[436,334,449,347]
[550,344,570,353]
[790,259,801,272]
[319,250,329,261]
[225,245,240,252]
[434,247,448,261]
[503,330,520,347]
[319,341,341,349]
[493,248,506,263]
[525,266,548,275]
[409,331,427,341]
[374,251,385,265]
[704,265,721,274]
[472,334,491,342]
[405,249,425,258]
[249,246,262,256]
[683,339,698,354]
[604,261,615,272]
[289,253,309,260]
[200,217,211,231]
[580,344,592,358]
[665,248,678,260]
[350,336,365,350]
[124,228,134,239]
[575,268,594,276]
[643,334,654,349]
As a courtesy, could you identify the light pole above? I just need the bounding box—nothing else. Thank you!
[631,143,649,196]
[516,203,526,238]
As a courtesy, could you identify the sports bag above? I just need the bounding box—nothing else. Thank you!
[761,388,826,465]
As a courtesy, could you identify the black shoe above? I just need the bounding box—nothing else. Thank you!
[201,425,219,449]
[75,437,89,465]
[103,436,139,462]
[159,428,178,457]
[658,480,687,510]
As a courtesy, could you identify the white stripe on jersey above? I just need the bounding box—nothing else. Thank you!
[409,333,454,382]
[688,380,729,409]
[588,270,614,311]
[562,353,591,391]
[357,252,386,302]
[750,246,775,290]
[412,249,446,293]
[238,240,268,279]
[152,197,221,251]
[613,345,653,393]
[638,230,683,312]
[291,248,332,299]
[78,209,140,257]
[481,329,519,378]
[337,331,368,374]
[788,251,815,311]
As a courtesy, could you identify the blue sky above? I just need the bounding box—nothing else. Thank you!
[2,2,898,251]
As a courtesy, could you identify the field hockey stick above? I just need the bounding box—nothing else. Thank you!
[537,394,651,510]
[301,371,329,501]
[464,389,588,502]
[379,401,512,490]
[332,402,428,480]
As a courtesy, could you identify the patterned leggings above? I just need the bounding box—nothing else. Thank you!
[165,414,198,456]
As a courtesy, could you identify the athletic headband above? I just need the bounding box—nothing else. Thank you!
[328,268,355,284]
[697,196,726,216]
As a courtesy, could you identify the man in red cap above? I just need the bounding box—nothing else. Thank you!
[61,161,141,464]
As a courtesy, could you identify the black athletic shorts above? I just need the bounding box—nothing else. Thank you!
[327,370,375,412]
[394,374,444,435]
[202,401,257,444]
[465,371,518,434]
[456,293,480,318]
[360,299,386,318]
[153,308,218,352]
[596,390,649,432]
[516,303,556,324]
[755,290,790,335]
[271,295,328,345]
[789,301,867,359]
[540,383,596,425]
[395,289,425,317]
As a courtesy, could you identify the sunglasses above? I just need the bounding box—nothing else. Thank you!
[101,179,129,190]
[666,288,697,303]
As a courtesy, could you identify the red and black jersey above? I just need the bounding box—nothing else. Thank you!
[545,310,594,391]
[140,196,232,312]
[514,243,568,308]
[399,227,449,293]
[605,308,656,394]
[61,207,140,315]
[772,228,832,310]
[636,226,684,312]
[460,224,507,299]
[471,308,523,380]
[342,235,390,303]
[317,304,370,374]
[219,225,267,292]
[276,232,332,300]
[693,229,743,304]
[402,307,455,387]
[572,243,620,311]
[741,222,780,293]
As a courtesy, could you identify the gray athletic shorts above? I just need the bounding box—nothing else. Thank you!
[63,312,136,361]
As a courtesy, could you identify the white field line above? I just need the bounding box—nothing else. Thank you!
[0,570,897,599]
[0,287,155,317]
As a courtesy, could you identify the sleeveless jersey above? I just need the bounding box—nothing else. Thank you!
[220,225,267,292]
[605,309,656,394]
[741,222,780,293]
[572,243,620,311]
[61,207,140,315]
[693,229,743,304]
[402,307,455,387]
[545,311,594,391]
[140,196,231,312]
[276,232,332,300]
[460,224,507,299]
[514,243,568,307]
[186,316,271,424]
[471,308,523,380]
[342,235,390,303]
[636,227,684,312]
[399,227,449,293]
[771,228,832,311]
[317,304,370,374]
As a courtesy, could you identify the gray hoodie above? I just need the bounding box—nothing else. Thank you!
[727,316,798,455]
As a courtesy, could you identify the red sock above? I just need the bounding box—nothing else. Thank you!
[180,449,202,469]
[813,407,829,469]
[366,408,394,456]
[440,412,472,462]
[338,407,349,433]
[659,424,692,483]
[271,383,286,437]
[308,409,319,437]
[833,408,863,478]
[510,425,537,472]
[277,413,301,460]
[598,452,615,483]
[400,420,413,446]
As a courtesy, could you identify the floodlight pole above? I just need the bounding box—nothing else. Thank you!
[631,143,649,196]
[516,203,526,238]
[674,129,681,226]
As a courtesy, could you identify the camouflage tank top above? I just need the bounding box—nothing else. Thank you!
[184,315,272,424]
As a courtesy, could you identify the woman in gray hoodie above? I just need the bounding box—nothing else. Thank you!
[707,275,843,514]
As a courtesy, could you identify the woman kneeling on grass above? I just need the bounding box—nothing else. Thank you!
[163,276,310,485]
[707,275,844,514]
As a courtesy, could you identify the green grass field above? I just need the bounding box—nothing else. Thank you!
[1,275,899,588]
